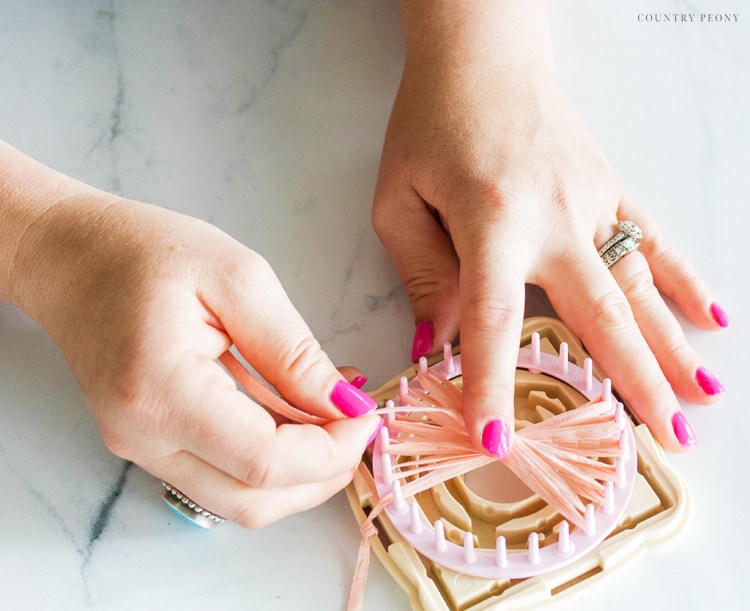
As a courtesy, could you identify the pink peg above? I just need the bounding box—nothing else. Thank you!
[463,532,476,564]
[530,332,541,374]
[418,356,428,375]
[434,520,447,552]
[495,536,508,568]
[410,502,423,534]
[441,343,457,376]
[528,532,541,565]
[558,342,569,375]
[583,358,593,392]
[619,429,630,460]
[398,376,409,404]
[584,504,596,536]
[391,480,407,514]
[378,425,390,452]
[615,402,626,426]
[556,521,573,557]
[381,452,393,484]
[603,482,615,514]
[384,400,395,426]
[602,378,612,403]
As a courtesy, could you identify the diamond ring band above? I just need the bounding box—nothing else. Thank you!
[598,221,642,268]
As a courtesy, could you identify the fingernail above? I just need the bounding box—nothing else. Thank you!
[710,302,731,328]
[695,366,726,396]
[330,380,378,418]
[366,417,384,447]
[482,419,510,459]
[671,411,697,448]
[351,375,368,389]
[411,320,434,362]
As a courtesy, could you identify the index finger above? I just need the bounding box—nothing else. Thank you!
[160,357,381,488]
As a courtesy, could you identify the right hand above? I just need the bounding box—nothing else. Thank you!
[9,186,380,528]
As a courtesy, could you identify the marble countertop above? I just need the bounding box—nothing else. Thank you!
[1,2,747,609]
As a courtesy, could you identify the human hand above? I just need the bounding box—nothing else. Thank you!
[373,1,727,455]
[6,173,380,527]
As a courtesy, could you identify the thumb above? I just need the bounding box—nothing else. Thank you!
[372,187,461,361]
[208,249,377,423]
[456,229,528,458]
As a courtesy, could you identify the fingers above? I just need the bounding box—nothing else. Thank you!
[609,252,724,404]
[162,357,381,489]
[372,183,461,361]
[544,250,693,452]
[611,202,728,401]
[206,249,376,421]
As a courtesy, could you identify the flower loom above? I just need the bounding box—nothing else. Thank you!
[220,317,691,611]
[346,317,691,610]
[363,344,637,582]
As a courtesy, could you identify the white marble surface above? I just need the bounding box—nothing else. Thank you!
[0,1,747,609]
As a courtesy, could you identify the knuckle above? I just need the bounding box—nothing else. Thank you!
[98,426,131,460]
[405,275,459,306]
[646,377,678,409]
[617,263,655,303]
[651,237,702,284]
[658,333,695,367]
[663,346,693,373]
[240,444,277,490]
[641,224,673,262]
[223,249,274,287]
[585,289,635,332]
[277,334,327,383]
[462,295,518,331]
[232,503,277,530]
[243,464,273,490]
[94,387,159,462]
[371,200,392,237]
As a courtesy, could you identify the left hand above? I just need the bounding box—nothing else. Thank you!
[373,0,726,455]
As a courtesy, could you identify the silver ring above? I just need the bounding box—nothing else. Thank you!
[161,481,225,528]
[598,221,642,268]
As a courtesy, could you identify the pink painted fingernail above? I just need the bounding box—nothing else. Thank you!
[330,380,377,418]
[710,302,731,328]
[411,320,434,362]
[366,418,384,447]
[482,419,510,459]
[351,375,368,389]
[671,412,697,448]
[695,366,726,396]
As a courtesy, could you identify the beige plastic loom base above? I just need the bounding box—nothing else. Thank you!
[346,317,691,610]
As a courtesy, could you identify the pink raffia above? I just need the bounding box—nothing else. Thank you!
[375,368,622,529]
[348,368,625,610]
[219,351,327,425]
[219,350,625,611]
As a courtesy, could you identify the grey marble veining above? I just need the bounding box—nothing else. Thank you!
[1,1,747,609]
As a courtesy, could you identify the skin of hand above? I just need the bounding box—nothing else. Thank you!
[373,0,727,455]
[1,141,380,528]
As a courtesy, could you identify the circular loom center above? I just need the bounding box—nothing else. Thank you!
[462,460,534,503]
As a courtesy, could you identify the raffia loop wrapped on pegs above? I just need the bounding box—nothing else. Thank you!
[347,368,627,611]
[218,350,628,611]
[392,368,623,530]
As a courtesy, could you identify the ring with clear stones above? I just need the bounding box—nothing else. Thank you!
[598,221,642,268]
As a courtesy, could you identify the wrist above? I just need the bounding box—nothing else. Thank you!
[398,0,555,81]
[0,140,111,323]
